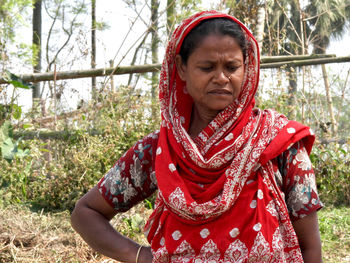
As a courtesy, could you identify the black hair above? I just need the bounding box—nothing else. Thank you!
[179,18,247,64]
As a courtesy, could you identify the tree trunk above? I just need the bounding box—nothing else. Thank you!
[287,67,297,119]
[32,0,42,103]
[91,0,97,100]
[253,3,265,102]
[166,0,175,36]
[151,0,159,117]
[321,64,338,135]
[253,4,265,52]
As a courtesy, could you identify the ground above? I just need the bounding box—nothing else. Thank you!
[0,204,349,262]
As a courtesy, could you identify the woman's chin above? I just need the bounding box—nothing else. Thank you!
[209,102,234,112]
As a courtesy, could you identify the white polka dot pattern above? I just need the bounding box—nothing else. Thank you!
[160,237,165,246]
[200,228,210,238]
[253,223,262,231]
[309,128,314,135]
[250,200,257,208]
[225,133,234,141]
[169,163,176,172]
[172,230,182,240]
[229,228,240,238]
[287,127,296,134]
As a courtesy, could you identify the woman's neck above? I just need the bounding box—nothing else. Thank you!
[189,106,219,138]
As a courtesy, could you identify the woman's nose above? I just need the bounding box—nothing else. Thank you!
[213,70,230,84]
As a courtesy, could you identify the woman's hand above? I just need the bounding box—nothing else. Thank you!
[71,185,153,263]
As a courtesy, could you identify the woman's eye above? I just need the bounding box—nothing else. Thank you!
[200,66,213,72]
[227,66,238,72]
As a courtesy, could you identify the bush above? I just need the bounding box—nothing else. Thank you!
[0,87,160,211]
[310,142,350,206]
[1,86,350,211]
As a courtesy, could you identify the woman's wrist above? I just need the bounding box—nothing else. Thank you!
[136,245,153,263]
[135,245,143,263]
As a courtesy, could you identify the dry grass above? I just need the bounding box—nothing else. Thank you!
[0,204,150,263]
[1,204,349,262]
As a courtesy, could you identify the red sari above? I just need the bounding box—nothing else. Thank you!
[144,11,315,262]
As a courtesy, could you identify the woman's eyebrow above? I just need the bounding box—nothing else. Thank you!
[227,60,243,65]
[195,59,215,64]
[195,57,243,65]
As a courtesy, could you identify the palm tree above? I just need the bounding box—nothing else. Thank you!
[262,0,349,130]
[263,0,306,119]
[305,0,350,135]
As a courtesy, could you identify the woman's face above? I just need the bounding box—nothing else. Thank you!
[176,34,245,117]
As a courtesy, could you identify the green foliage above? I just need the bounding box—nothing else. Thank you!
[0,0,33,42]
[218,0,261,29]
[0,86,160,211]
[1,123,30,162]
[0,73,33,162]
[123,213,145,234]
[0,0,33,70]
[318,206,350,262]
[310,143,350,206]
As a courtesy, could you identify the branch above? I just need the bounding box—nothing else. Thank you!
[45,1,60,70]
[47,3,81,71]
[12,130,101,140]
[127,31,150,85]
[276,0,303,45]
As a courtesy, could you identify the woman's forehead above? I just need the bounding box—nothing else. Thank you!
[188,34,244,60]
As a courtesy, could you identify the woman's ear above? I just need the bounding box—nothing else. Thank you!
[175,54,187,81]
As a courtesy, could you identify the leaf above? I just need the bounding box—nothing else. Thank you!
[1,121,12,141]
[144,199,153,209]
[5,71,34,90]
[15,148,30,158]
[130,214,144,231]
[40,148,50,153]
[339,148,347,154]
[1,137,16,161]
[12,104,22,120]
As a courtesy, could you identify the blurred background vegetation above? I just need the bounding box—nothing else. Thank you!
[0,0,349,262]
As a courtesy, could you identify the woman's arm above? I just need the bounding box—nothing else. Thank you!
[71,185,153,263]
[292,211,323,263]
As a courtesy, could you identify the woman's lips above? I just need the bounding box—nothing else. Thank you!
[208,89,232,95]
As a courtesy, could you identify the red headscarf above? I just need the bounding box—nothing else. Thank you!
[144,10,314,262]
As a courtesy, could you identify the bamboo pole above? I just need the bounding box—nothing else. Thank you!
[2,54,349,85]
[261,55,350,68]
[0,64,161,84]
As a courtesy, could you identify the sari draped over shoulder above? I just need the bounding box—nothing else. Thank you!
[144,10,315,263]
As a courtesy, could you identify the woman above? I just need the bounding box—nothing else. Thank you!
[71,11,323,262]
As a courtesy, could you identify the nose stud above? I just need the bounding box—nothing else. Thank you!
[226,74,231,80]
